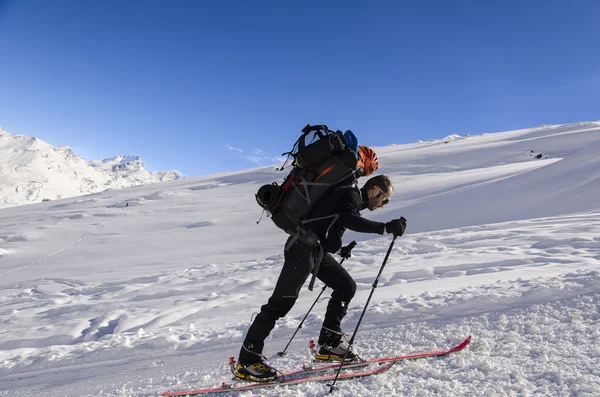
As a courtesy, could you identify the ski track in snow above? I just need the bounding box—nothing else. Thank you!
[2,277,600,396]
[1,212,599,396]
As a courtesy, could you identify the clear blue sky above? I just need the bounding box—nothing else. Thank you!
[1,0,598,176]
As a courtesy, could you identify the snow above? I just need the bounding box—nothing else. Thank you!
[1,122,600,396]
[0,128,183,209]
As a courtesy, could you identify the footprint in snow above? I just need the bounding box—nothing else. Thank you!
[186,221,217,228]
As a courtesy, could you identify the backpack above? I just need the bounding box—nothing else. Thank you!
[255,124,362,243]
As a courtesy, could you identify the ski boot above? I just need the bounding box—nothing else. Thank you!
[314,328,358,362]
[232,359,277,382]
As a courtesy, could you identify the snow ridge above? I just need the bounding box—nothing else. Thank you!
[0,128,182,208]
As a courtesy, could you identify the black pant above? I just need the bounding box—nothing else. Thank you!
[239,238,356,364]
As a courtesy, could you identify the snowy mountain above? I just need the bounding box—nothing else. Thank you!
[89,155,182,184]
[1,122,600,396]
[0,128,182,208]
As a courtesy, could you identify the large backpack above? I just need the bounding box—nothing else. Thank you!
[256,124,362,245]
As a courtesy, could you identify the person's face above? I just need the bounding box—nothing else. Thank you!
[367,186,392,210]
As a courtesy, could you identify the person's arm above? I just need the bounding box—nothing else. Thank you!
[340,191,385,234]
[321,190,383,253]
[344,214,385,234]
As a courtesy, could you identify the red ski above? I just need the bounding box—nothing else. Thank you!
[161,336,471,396]
[297,334,471,376]
[161,361,395,396]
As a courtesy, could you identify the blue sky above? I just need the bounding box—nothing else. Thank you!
[1,0,598,176]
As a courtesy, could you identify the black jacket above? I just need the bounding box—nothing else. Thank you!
[306,186,385,253]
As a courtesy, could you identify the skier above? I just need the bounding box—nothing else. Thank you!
[234,164,407,381]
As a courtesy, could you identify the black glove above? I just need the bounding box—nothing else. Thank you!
[385,217,407,237]
[339,241,357,259]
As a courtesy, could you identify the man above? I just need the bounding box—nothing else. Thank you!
[234,169,407,382]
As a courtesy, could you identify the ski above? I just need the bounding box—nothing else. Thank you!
[298,334,471,376]
[161,361,395,396]
[161,336,471,396]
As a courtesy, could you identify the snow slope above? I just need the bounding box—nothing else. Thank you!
[0,128,183,208]
[0,122,599,396]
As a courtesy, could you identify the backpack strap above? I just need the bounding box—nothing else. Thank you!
[284,226,319,252]
[302,214,340,239]
[293,181,334,206]
[307,244,324,291]
[303,185,359,291]
[294,168,360,207]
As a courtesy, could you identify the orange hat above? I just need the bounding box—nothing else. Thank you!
[358,146,378,176]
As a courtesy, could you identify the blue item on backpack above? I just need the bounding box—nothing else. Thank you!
[344,130,359,153]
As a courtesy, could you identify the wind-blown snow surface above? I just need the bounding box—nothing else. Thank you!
[1,122,600,396]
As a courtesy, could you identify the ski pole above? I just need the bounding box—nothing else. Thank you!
[278,241,357,357]
[328,234,398,393]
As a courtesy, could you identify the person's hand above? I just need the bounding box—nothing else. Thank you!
[339,241,357,259]
[385,217,407,237]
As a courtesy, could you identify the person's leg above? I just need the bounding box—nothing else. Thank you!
[315,253,356,339]
[313,254,358,360]
[238,240,316,364]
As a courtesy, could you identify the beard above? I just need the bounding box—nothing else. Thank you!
[367,198,378,210]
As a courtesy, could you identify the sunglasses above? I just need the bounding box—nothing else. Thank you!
[376,187,390,205]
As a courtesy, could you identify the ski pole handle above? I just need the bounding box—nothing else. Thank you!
[339,240,357,259]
